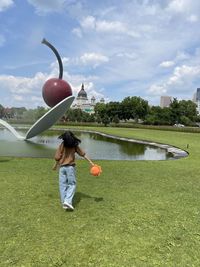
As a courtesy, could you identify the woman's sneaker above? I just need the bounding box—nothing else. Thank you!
[63,202,74,211]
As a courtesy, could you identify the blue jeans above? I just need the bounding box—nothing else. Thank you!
[59,165,76,205]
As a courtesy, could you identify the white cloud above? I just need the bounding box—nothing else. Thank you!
[80,16,139,37]
[72,28,82,38]
[167,0,199,22]
[31,96,43,102]
[0,62,104,108]
[160,61,175,68]
[0,72,47,107]
[81,16,96,30]
[148,64,200,99]
[167,65,200,86]
[13,95,24,101]
[175,51,190,61]
[27,0,68,13]
[79,53,109,67]
[187,14,198,22]
[116,52,138,60]
[168,0,189,13]
[148,84,167,96]
[0,35,5,47]
[167,0,200,16]
[50,57,70,72]
[0,0,14,12]
[1,0,200,107]
[96,20,126,33]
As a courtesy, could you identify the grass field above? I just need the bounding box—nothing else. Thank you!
[1,126,200,266]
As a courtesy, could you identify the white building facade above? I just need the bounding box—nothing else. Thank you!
[72,84,105,114]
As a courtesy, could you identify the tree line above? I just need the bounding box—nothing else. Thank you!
[93,97,199,126]
[0,96,199,126]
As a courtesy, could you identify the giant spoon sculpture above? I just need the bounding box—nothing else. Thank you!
[0,39,75,140]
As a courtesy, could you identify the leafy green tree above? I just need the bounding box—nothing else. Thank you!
[144,106,172,125]
[66,109,76,122]
[179,100,197,122]
[120,97,133,120]
[195,114,200,122]
[169,98,197,125]
[121,96,149,121]
[180,115,192,126]
[102,114,110,126]
[88,114,95,122]
[11,107,27,119]
[94,103,107,118]
[82,112,90,122]
[106,101,121,121]
[69,109,83,122]
[3,107,14,118]
[66,108,96,123]
[96,114,102,124]
[112,114,120,124]
[169,98,181,124]
[35,106,47,119]
[22,109,37,122]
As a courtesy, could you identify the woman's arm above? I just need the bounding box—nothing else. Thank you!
[54,143,63,161]
[83,154,95,166]
[52,161,59,170]
[76,146,94,165]
[53,143,63,170]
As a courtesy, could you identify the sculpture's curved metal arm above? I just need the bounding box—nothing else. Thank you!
[0,119,25,140]
[42,38,63,79]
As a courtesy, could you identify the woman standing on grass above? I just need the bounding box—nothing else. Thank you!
[53,130,94,211]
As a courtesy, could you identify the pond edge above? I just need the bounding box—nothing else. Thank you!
[56,128,189,160]
[0,125,188,160]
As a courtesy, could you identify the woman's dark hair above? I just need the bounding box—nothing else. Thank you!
[58,131,81,148]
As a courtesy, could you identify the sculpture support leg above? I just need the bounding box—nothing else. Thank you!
[0,119,25,140]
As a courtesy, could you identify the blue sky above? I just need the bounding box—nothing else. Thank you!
[0,0,200,108]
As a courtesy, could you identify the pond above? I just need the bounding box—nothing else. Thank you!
[0,128,174,160]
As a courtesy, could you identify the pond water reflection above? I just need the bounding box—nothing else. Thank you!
[0,128,173,160]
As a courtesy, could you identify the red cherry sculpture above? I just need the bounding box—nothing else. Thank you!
[42,78,72,107]
[42,38,72,107]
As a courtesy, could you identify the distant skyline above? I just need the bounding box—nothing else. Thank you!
[0,0,200,108]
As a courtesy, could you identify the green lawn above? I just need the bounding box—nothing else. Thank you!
[1,127,200,267]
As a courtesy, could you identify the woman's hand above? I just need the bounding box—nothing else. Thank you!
[84,155,94,166]
[52,162,58,170]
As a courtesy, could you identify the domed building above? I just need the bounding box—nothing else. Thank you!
[100,97,105,104]
[72,83,104,114]
[76,83,88,105]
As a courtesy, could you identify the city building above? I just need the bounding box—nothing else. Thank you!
[160,96,172,108]
[193,88,200,114]
[72,83,105,114]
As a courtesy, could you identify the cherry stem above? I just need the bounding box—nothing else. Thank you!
[42,38,63,79]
